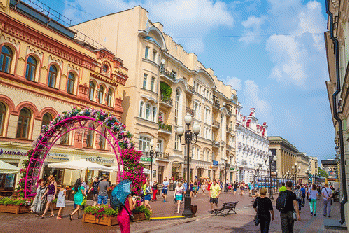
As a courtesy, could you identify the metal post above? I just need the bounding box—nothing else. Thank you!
[182,128,193,217]
[224,163,227,192]
[269,156,273,199]
[150,150,153,185]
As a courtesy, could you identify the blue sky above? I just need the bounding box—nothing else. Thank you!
[40,0,333,162]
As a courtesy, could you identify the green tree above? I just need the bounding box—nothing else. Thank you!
[318,167,329,178]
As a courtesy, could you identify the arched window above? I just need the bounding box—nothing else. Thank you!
[98,86,105,104]
[86,123,94,148]
[16,108,31,139]
[48,65,58,88]
[0,102,6,136]
[102,64,109,73]
[175,89,180,124]
[41,113,52,128]
[106,88,113,107]
[89,81,95,101]
[139,101,144,118]
[67,72,75,94]
[0,46,13,73]
[25,56,37,81]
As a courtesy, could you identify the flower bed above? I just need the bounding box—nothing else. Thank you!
[132,205,151,221]
[83,206,118,226]
[0,197,32,214]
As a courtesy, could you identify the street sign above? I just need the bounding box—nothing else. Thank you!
[141,157,151,162]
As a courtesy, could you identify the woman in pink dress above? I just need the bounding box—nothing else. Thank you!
[117,194,136,233]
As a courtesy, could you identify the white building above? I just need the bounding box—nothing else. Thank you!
[235,108,269,183]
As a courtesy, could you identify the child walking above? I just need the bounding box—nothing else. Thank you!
[56,185,66,220]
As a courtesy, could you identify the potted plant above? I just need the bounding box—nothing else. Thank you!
[83,205,118,226]
[0,197,32,214]
[132,205,151,221]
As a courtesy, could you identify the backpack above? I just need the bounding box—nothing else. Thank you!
[110,194,123,210]
[276,191,288,212]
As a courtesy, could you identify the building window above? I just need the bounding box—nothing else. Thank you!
[60,129,69,145]
[139,101,144,118]
[67,72,75,94]
[153,50,157,63]
[86,124,94,148]
[0,102,6,136]
[145,103,151,120]
[139,135,151,152]
[99,134,106,150]
[41,113,52,128]
[102,64,109,73]
[151,77,155,92]
[106,88,113,107]
[89,81,95,101]
[25,56,37,81]
[157,139,163,153]
[48,66,58,88]
[0,46,12,73]
[145,46,149,59]
[16,108,31,139]
[175,89,180,125]
[143,74,148,89]
[174,134,180,150]
[152,107,157,122]
[98,86,105,104]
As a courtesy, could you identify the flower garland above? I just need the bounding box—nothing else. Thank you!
[19,107,146,197]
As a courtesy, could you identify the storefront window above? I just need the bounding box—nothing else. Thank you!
[43,165,64,185]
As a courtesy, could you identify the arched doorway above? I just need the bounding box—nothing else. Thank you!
[22,107,134,198]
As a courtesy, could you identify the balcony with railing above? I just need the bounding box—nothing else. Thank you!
[160,66,176,81]
[160,95,173,107]
[158,122,172,134]
[212,140,220,147]
[157,152,170,160]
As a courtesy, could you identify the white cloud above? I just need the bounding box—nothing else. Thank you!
[239,16,266,44]
[265,1,327,88]
[63,0,234,54]
[226,76,242,91]
[243,80,271,119]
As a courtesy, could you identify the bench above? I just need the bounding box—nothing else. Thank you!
[211,201,238,216]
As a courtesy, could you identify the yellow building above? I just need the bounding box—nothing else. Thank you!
[72,6,239,183]
[0,0,128,189]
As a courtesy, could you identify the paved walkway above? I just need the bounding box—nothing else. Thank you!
[0,192,346,232]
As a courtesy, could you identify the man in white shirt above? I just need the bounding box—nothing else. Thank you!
[321,183,332,217]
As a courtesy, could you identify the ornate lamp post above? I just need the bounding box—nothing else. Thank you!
[265,152,276,199]
[224,161,229,192]
[146,141,159,185]
[292,163,301,185]
[176,114,200,218]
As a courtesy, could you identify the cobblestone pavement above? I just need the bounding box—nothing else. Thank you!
[0,191,345,233]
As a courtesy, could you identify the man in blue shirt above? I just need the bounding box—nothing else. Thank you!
[300,185,306,207]
[183,180,188,193]
[162,177,169,202]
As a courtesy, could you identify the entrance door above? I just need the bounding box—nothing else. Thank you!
[158,166,164,183]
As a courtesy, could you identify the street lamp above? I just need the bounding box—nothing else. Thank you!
[176,114,200,218]
[146,141,159,185]
[292,163,301,185]
[224,161,229,192]
[265,152,276,199]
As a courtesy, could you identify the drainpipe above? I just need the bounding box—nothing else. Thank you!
[326,0,348,225]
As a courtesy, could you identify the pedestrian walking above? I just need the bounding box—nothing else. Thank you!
[30,179,47,216]
[277,181,300,233]
[152,180,158,201]
[143,181,152,211]
[279,183,287,192]
[240,183,245,195]
[189,181,194,198]
[88,177,99,206]
[294,186,302,211]
[56,185,66,220]
[162,177,169,202]
[233,181,238,195]
[321,184,332,217]
[174,182,184,213]
[117,194,136,233]
[97,176,109,206]
[308,184,317,216]
[209,179,221,211]
[69,178,86,220]
[201,181,206,195]
[40,175,57,218]
[253,188,274,233]
[300,185,306,207]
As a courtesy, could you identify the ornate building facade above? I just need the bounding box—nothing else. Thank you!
[0,0,128,188]
[72,6,239,183]
[235,108,269,183]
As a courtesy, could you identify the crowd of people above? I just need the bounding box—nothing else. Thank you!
[28,174,337,233]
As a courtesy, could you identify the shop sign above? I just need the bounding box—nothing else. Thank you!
[0,149,27,156]
[230,167,235,170]
[47,153,69,161]
[86,157,114,164]
[212,160,218,166]
[141,157,151,162]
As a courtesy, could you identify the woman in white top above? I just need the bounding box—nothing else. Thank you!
[174,182,184,214]
[308,184,318,216]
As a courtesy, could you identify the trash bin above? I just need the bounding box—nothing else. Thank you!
[190,205,197,215]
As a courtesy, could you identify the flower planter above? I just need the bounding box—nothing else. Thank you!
[133,212,146,222]
[0,205,30,214]
[82,213,118,226]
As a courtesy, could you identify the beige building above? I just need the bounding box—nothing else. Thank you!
[325,0,349,227]
[72,6,239,183]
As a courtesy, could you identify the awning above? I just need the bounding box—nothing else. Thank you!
[0,160,20,174]
[48,159,115,171]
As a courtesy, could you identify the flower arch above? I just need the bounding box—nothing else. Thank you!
[18,107,146,198]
